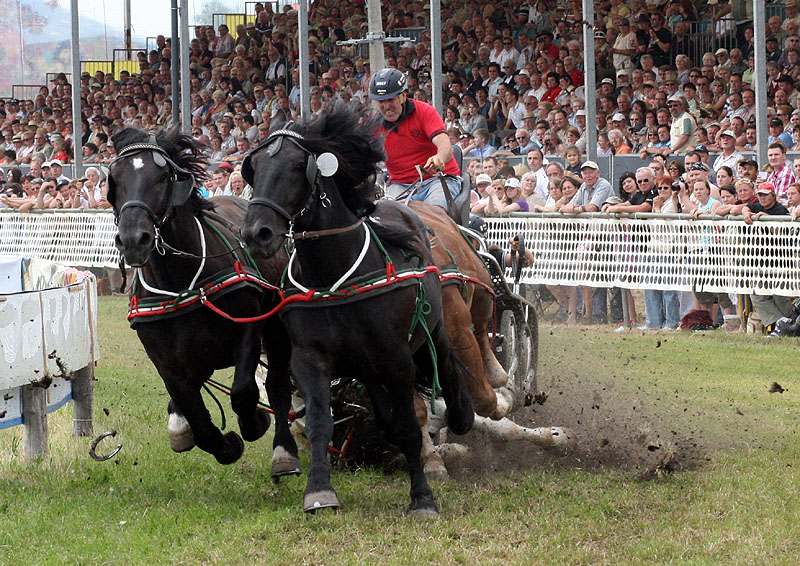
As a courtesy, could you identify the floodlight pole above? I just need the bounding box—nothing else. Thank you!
[70,0,83,175]
[753,0,768,168]
[171,0,180,128]
[582,0,597,162]
[124,0,132,58]
[180,0,191,132]
[298,0,310,119]
[431,0,443,114]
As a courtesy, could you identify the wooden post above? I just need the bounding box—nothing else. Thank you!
[22,384,48,461]
[72,365,94,437]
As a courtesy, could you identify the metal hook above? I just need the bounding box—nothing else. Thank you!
[319,192,332,208]
[89,429,123,461]
[153,227,166,256]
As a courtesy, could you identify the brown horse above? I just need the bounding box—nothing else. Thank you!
[409,202,516,420]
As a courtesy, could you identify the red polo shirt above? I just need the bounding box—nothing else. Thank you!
[381,99,460,184]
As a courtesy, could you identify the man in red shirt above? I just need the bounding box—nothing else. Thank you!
[369,68,461,211]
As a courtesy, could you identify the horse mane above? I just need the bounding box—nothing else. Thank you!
[111,127,214,213]
[287,102,385,216]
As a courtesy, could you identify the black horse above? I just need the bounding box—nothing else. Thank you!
[241,104,474,516]
[108,128,297,469]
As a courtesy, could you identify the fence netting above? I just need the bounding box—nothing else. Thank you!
[2,211,799,297]
[0,211,120,268]
[485,215,800,297]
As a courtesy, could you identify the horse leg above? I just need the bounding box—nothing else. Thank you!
[262,317,300,478]
[364,383,393,433]
[167,399,195,452]
[441,286,497,418]
[292,350,339,513]
[414,392,448,481]
[230,324,270,443]
[162,371,244,465]
[426,324,474,436]
[473,319,515,420]
[384,371,439,517]
[471,415,577,450]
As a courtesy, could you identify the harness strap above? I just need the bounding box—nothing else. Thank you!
[294,218,364,240]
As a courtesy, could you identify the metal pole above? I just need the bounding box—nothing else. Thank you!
[367,0,386,73]
[582,0,597,162]
[430,0,443,114]
[171,0,180,128]
[298,0,310,120]
[180,0,191,133]
[753,0,768,168]
[70,0,83,175]
[124,0,132,58]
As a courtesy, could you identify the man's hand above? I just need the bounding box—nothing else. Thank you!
[424,154,446,172]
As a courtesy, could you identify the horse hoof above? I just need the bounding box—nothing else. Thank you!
[168,413,195,452]
[169,432,195,453]
[549,427,577,449]
[240,409,271,442]
[408,498,439,518]
[303,490,340,513]
[271,447,302,478]
[215,432,244,465]
[424,466,449,482]
[444,407,474,437]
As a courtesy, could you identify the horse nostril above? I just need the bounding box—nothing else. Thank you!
[138,231,154,249]
[255,226,274,245]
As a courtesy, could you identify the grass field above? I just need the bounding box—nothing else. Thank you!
[2,296,800,565]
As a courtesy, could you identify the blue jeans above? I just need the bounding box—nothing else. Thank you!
[386,176,461,210]
[644,289,681,329]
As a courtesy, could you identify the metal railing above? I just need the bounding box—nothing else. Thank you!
[10,85,44,102]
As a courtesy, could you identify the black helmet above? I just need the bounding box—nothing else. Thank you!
[369,68,408,100]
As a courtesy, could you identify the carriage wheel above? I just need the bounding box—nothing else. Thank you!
[495,304,538,409]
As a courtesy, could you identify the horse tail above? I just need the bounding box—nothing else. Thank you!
[416,325,474,436]
[441,348,476,435]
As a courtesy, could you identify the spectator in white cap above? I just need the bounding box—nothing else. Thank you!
[486,177,529,214]
[712,130,743,173]
[46,159,71,185]
[560,161,613,215]
[470,173,494,215]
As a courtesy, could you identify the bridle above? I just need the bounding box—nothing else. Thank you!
[109,134,196,230]
[244,128,345,239]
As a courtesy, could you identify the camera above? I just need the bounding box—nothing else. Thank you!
[671,182,682,192]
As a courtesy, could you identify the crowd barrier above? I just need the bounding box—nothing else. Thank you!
[0,210,120,269]
[2,210,799,298]
[485,213,800,297]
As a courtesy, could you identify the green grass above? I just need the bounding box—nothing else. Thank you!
[1,297,799,565]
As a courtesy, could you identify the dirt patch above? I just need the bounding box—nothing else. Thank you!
[443,325,709,481]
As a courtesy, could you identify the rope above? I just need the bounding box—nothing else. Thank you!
[202,382,226,431]
[407,279,441,413]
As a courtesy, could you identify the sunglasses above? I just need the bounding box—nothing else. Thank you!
[658,185,671,190]
[636,179,651,184]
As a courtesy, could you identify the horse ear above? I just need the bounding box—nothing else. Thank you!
[242,154,254,186]
[269,109,288,133]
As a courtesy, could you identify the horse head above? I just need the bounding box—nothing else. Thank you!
[242,102,385,258]
[108,128,203,266]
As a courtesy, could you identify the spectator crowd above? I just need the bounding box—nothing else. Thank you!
[1,0,799,334]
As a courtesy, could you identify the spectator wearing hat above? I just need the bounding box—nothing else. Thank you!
[470,173,494,215]
[742,182,794,331]
[486,177,529,214]
[610,17,638,72]
[666,94,696,155]
[766,142,797,203]
[713,130,743,173]
[767,118,794,149]
[45,160,70,185]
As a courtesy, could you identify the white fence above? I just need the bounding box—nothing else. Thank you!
[485,213,800,297]
[0,210,120,268]
[2,210,799,297]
